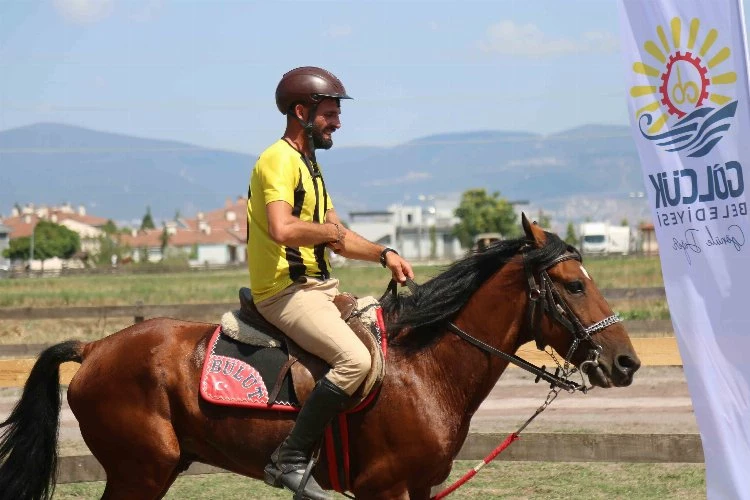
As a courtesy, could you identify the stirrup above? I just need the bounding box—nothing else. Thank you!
[293,458,317,500]
[263,456,327,500]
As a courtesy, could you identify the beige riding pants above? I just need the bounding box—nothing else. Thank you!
[255,278,371,396]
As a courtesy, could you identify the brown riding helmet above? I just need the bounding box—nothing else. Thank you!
[275,66,352,115]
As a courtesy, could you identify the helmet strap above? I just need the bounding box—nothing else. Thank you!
[290,101,319,164]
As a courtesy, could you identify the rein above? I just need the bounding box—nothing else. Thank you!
[444,322,582,392]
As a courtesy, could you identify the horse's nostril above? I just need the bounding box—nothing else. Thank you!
[615,354,641,373]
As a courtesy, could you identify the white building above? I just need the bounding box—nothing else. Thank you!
[348,198,465,261]
[2,203,108,269]
[0,223,9,271]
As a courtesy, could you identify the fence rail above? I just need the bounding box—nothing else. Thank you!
[0,287,668,324]
[0,302,231,322]
[54,432,703,484]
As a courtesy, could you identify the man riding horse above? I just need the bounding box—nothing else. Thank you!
[247,66,415,499]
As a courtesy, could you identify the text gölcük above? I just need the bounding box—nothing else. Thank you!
[650,161,746,228]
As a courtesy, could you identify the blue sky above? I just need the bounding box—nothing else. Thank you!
[2,0,748,154]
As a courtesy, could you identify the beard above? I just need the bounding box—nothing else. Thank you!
[312,125,334,150]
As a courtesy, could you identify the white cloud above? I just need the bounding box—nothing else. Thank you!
[478,20,618,58]
[582,31,620,53]
[363,171,432,187]
[507,156,565,168]
[53,0,114,24]
[323,25,353,38]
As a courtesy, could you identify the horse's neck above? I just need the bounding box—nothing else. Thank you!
[391,284,527,428]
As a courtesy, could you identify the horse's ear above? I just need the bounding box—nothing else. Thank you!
[521,212,546,247]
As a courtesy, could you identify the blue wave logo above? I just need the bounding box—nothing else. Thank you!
[639,101,737,157]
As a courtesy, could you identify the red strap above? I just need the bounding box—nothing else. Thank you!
[431,433,520,500]
[324,426,341,492]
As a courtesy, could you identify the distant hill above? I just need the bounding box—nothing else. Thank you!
[0,123,650,229]
[0,123,249,225]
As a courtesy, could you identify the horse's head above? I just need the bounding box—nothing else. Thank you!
[519,214,640,388]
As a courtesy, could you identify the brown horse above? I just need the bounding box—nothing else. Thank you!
[0,216,640,500]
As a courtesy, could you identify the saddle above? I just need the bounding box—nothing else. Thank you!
[211,287,385,410]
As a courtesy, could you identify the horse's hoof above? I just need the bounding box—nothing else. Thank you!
[263,464,284,488]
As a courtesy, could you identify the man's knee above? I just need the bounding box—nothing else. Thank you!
[350,346,371,377]
[338,343,371,389]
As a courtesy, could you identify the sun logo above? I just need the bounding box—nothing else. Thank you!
[630,17,738,158]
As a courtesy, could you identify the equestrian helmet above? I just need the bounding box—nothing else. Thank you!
[275,66,352,115]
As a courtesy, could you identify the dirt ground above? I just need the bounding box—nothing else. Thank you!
[0,366,696,457]
[471,366,695,435]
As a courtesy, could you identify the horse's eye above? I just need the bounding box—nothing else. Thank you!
[565,280,585,294]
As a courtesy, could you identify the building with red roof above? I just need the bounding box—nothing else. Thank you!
[1,203,108,258]
[120,197,247,266]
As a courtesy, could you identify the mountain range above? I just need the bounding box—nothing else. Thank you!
[0,123,651,230]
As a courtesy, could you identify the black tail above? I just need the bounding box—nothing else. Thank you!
[0,341,83,500]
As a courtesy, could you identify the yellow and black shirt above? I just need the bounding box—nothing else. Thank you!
[247,140,334,302]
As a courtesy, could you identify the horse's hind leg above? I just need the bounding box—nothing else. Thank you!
[100,460,181,500]
[83,416,182,500]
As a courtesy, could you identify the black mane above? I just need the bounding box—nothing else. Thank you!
[381,231,570,350]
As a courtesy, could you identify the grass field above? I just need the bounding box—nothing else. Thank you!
[0,256,668,344]
[55,461,704,499]
[0,256,663,308]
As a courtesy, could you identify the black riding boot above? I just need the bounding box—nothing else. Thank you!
[264,377,350,500]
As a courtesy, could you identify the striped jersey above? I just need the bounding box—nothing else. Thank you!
[246,140,334,302]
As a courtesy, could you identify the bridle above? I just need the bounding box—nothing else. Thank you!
[451,244,620,392]
[392,243,622,393]
[521,245,621,378]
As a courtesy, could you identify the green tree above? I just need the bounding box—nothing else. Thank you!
[95,234,122,266]
[3,220,80,260]
[564,222,578,246]
[160,226,170,254]
[141,206,156,230]
[537,210,552,229]
[101,219,118,235]
[620,218,629,226]
[95,221,126,266]
[453,189,518,248]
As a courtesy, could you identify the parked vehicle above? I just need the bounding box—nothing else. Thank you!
[579,223,631,255]
[473,232,502,252]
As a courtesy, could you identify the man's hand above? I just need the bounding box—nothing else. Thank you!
[326,223,346,253]
[385,251,414,283]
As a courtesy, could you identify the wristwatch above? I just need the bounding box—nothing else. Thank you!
[379,247,398,267]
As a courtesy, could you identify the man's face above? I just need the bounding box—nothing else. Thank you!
[311,99,341,150]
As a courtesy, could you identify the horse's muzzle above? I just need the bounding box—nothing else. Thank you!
[582,349,640,388]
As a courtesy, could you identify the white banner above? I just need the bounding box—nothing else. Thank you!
[618,1,750,497]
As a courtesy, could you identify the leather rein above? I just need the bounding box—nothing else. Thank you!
[388,245,621,393]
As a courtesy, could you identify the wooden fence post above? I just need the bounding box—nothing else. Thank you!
[134,301,144,323]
